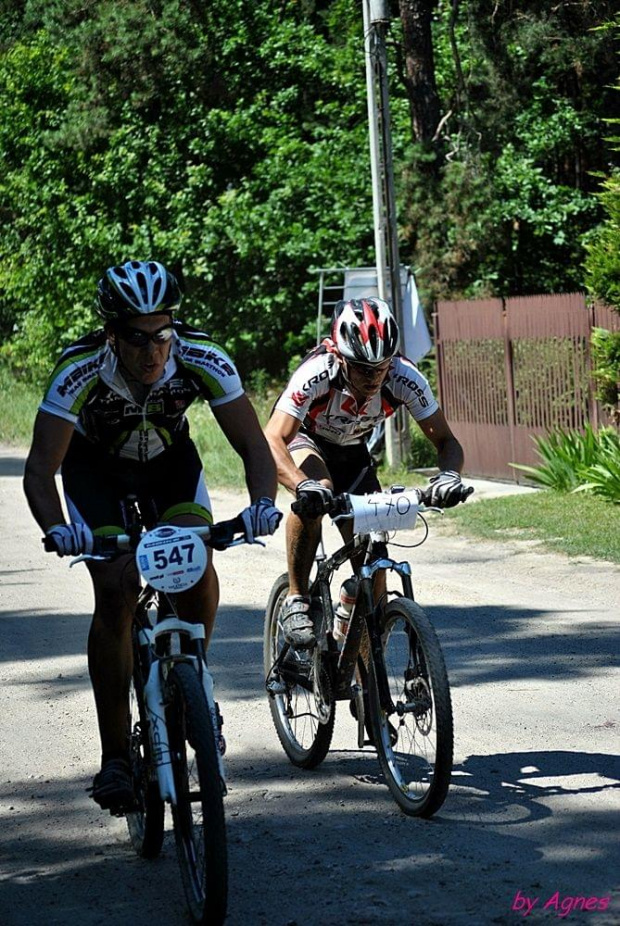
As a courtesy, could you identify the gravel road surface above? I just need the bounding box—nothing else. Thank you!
[1,446,618,925]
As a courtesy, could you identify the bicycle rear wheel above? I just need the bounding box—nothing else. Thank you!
[368,597,453,818]
[166,662,227,925]
[264,573,335,769]
[126,640,165,858]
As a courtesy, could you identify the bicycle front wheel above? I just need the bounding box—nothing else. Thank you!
[126,661,165,858]
[264,573,335,769]
[368,598,453,818]
[166,662,227,925]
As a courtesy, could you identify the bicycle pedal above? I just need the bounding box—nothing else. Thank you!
[266,678,287,695]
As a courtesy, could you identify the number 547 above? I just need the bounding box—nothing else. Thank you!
[152,543,195,570]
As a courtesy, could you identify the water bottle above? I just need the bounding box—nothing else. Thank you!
[333,576,358,642]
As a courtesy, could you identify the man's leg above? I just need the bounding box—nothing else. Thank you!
[281,448,332,647]
[167,514,219,646]
[86,557,138,809]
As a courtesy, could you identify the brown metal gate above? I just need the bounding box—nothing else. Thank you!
[434,294,619,481]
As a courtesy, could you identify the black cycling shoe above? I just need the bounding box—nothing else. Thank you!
[89,758,136,815]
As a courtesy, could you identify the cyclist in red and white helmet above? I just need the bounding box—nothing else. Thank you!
[331,297,400,365]
[265,295,468,650]
[24,259,281,812]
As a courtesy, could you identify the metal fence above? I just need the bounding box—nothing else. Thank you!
[434,294,620,481]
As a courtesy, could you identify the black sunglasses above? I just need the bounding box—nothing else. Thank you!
[347,360,391,378]
[116,324,175,347]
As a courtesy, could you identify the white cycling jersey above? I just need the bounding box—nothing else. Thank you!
[40,322,244,462]
[275,339,438,446]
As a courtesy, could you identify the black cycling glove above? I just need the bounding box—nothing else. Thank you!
[295,479,333,518]
[427,471,465,508]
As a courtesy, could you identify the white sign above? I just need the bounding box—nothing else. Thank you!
[136,525,207,593]
[348,490,420,534]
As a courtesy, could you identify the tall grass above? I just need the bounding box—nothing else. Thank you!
[0,365,39,446]
[187,389,277,489]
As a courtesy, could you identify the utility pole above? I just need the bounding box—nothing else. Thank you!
[363,0,409,467]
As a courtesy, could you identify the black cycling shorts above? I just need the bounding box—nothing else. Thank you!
[288,431,380,496]
[61,433,212,535]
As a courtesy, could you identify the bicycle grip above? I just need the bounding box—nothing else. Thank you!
[208,515,245,549]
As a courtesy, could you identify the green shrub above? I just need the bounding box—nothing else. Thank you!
[590,327,620,416]
[577,428,620,503]
[512,425,620,502]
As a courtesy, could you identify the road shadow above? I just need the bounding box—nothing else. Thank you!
[2,754,616,926]
[210,601,619,702]
[0,455,26,477]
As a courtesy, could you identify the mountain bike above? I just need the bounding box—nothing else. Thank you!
[264,483,472,818]
[45,496,250,925]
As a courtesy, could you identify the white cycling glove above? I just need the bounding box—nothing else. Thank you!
[428,471,464,508]
[295,479,334,518]
[240,497,282,544]
[46,522,94,557]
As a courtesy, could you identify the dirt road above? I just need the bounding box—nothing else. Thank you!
[1,446,618,925]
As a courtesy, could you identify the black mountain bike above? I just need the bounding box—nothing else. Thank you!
[47,497,250,925]
[264,483,472,818]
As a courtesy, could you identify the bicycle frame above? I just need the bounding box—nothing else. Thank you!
[133,585,227,804]
[310,531,415,714]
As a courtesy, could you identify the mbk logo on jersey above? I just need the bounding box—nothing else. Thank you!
[181,346,235,376]
[57,359,100,397]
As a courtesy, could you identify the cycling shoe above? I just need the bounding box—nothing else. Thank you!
[89,757,135,815]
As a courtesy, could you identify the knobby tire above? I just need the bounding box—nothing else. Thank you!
[368,597,453,818]
[126,639,165,858]
[264,573,334,769]
[166,662,228,925]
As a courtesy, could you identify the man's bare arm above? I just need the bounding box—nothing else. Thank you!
[212,394,278,502]
[416,409,464,473]
[24,411,75,531]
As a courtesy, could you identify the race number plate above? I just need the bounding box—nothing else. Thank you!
[136,526,208,592]
[349,489,419,534]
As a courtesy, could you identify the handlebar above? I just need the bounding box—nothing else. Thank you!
[291,483,474,521]
[42,514,247,557]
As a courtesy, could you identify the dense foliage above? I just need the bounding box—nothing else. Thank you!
[512,425,620,503]
[0,0,618,383]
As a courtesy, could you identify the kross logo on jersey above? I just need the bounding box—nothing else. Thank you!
[291,390,307,408]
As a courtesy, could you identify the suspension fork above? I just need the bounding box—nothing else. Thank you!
[359,560,415,715]
[360,579,395,715]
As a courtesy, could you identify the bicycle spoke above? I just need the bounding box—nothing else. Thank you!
[369,598,453,817]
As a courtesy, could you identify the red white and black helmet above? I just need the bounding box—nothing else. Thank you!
[95,260,182,322]
[331,297,399,365]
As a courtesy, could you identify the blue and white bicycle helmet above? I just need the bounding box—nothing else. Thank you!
[95,260,182,322]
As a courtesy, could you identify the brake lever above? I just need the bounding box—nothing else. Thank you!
[69,554,111,566]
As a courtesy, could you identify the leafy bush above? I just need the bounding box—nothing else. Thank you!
[577,428,620,503]
[590,327,620,417]
[512,425,620,502]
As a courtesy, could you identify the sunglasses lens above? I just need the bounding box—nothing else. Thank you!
[350,361,389,377]
[119,325,173,346]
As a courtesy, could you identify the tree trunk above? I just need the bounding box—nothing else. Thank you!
[398,0,441,147]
